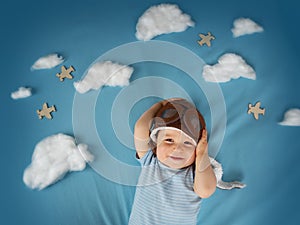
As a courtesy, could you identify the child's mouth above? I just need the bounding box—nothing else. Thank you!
[170,156,184,160]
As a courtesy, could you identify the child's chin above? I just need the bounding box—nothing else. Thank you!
[166,161,186,169]
[160,161,182,169]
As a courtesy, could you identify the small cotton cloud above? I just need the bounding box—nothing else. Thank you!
[202,53,256,83]
[74,61,134,94]
[31,53,64,70]
[23,133,94,190]
[232,17,264,38]
[11,87,32,99]
[136,3,195,41]
[278,109,300,126]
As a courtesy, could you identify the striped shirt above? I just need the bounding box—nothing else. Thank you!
[129,150,202,225]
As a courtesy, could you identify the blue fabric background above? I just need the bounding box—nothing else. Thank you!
[1,0,299,224]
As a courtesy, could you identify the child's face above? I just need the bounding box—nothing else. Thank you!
[156,129,196,169]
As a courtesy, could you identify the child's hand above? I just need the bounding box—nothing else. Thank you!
[194,129,216,197]
[196,129,208,159]
[195,129,211,172]
[160,99,169,106]
[163,97,185,104]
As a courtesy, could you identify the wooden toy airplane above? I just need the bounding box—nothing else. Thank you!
[248,101,265,120]
[56,65,75,81]
[198,32,215,47]
[37,103,56,119]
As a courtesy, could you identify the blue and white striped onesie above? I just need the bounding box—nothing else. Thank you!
[129,150,202,225]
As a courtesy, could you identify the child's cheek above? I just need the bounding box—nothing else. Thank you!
[157,144,166,154]
[157,145,171,159]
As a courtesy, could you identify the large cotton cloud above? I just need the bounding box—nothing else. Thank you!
[278,109,300,126]
[31,53,64,70]
[232,18,264,38]
[202,53,256,83]
[74,61,134,94]
[135,3,195,41]
[11,87,32,99]
[23,133,94,190]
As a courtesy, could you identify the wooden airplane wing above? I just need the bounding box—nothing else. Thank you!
[65,73,73,79]
[42,103,48,110]
[45,113,52,119]
[61,65,67,72]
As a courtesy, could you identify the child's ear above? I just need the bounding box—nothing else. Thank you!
[148,138,156,149]
[148,139,157,156]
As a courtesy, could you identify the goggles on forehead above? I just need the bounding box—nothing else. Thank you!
[150,126,198,146]
[150,99,206,143]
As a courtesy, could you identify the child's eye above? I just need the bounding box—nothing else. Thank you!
[184,141,194,146]
[164,138,174,143]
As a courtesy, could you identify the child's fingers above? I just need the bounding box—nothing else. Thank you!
[202,129,207,138]
[200,129,207,143]
[196,129,208,155]
[160,99,169,106]
[165,97,184,104]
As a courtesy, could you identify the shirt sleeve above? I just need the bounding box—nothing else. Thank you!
[135,149,156,166]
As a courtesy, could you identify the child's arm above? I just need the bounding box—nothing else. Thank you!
[193,129,217,198]
[134,100,166,158]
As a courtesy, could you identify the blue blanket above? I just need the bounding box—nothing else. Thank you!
[1,0,300,224]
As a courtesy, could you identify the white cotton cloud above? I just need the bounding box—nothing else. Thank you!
[11,87,32,99]
[232,17,264,38]
[74,61,134,94]
[31,53,64,70]
[23,133,94,190]
[202,53,256,83]
[278,109,300,126]
[135,3,195,41]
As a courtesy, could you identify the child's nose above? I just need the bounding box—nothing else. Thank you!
[172,144,183,152]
